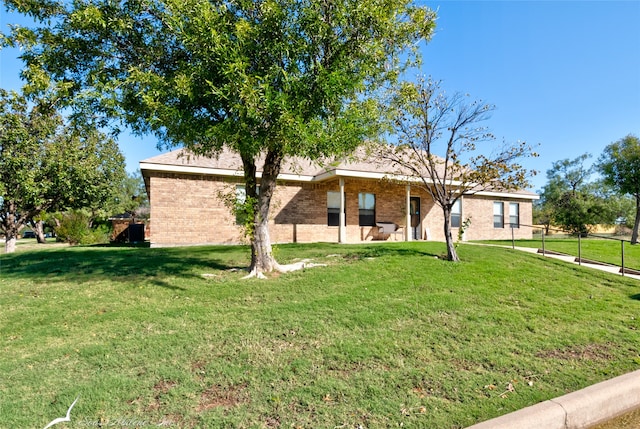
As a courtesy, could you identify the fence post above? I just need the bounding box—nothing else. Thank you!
[511,226,515,249]
[542,230,545,256]
[621,240,625,277]
[578,234,582,266]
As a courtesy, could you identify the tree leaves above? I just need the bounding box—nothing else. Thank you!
[0,89,126,252]
[4,0,436,270]
[376,78,538,261]
[597,134,640,243]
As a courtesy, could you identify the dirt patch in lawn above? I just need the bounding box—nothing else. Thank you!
[197,383,249,411]
[536,343,615,361]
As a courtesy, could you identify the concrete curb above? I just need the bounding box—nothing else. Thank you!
[465,369,640,429]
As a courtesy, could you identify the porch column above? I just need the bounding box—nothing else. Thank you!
[405,184,412,241]
[339,177,346,243]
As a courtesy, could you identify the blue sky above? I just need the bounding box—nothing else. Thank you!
[421,0,640,191]
[1,1,639,192]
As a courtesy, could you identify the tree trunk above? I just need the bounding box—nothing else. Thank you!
[243,148,283,277]
[2,201,20,254]
[632,195,640,245]
[251,212,277,275]
[31,219,47,243]
[442,205,460,262]
[5,234,17,253]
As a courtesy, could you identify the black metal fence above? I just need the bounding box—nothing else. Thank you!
[504,224,638,277]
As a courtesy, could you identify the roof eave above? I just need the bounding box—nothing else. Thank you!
[140,162,539,199]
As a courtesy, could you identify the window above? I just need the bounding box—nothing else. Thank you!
[236,185,258,225]
[451,199,461,228]
[493,202,504,228]
[509,202,520,228]
[358,193,375,226]
[327,191,345,226]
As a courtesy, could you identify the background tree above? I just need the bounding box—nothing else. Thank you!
[0,89,126,252]
[109,171,149,222]
[48,127,127,226]
[538,154,613,235]
[4,0,436,277]
[598,134,640,244]
[0,89,60,252]
[532,198,553,235]
[376,78,537,261]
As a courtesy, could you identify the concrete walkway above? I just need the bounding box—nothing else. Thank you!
[498,245,640,281]
[466,370,640,429]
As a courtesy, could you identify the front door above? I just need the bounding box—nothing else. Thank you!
[410,197,421,240]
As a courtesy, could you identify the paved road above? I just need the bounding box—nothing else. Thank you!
[591,407,640,429]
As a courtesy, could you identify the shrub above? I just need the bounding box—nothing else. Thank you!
[55,210,110,245]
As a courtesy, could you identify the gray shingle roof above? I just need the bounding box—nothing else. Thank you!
[140,146,388,178]
[140,145,538,199]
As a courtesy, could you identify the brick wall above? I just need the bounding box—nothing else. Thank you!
[461,195,534,241]
[147,171,535,246]
[148,172,239,246]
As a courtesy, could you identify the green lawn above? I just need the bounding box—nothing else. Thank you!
[478,237,640,271]
[1,242,639,428]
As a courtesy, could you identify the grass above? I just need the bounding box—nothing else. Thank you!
[1,241,639,428]
[478,236,640,271]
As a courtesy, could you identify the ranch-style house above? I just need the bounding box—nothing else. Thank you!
[140,147,538,247]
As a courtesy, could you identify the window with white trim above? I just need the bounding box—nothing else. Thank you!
[327,191,345,226]
[358,193,375,226]
[236,185,258,225]
[493,202,504,228]
[451,199,461,228]
[509,202,520,228]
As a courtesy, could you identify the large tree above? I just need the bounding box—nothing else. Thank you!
[376,78,537,261]
[109,171,149,222]
[0,90,60,252]
[4,0,435,277]
[598,134,640,244]
[0,89,126,252]
[538,154,613,236]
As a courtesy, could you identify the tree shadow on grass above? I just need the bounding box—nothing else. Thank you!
[1,242,444,289]
[631,294,640,301]
[343,246,441,260]
[0,245,250,287]
[275,242,442,260]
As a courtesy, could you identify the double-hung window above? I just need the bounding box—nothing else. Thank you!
[509,203,520,228]
[358,193,375,226]
[236,185,258,225]
[451,199,461,228]
[493,202,504,228]
[327,191,344,226]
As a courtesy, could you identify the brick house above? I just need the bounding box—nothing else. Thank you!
[140,147,538,247]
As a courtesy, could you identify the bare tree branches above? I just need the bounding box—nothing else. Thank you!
[376,78,538,261]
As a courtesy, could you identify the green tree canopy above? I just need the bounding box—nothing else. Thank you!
[0,89,126,253]
[109,171,149,220]
[3,0,436,275]
[538,153,614,235]
[598,134,640,243]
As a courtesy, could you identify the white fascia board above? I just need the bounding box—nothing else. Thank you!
[466,190,540,200]
[140,162,245,177]
[315,170,436,184]
[314,169,387,181]
[140,162,539,200]
[278,173,316,182]
[139,162,317,182]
